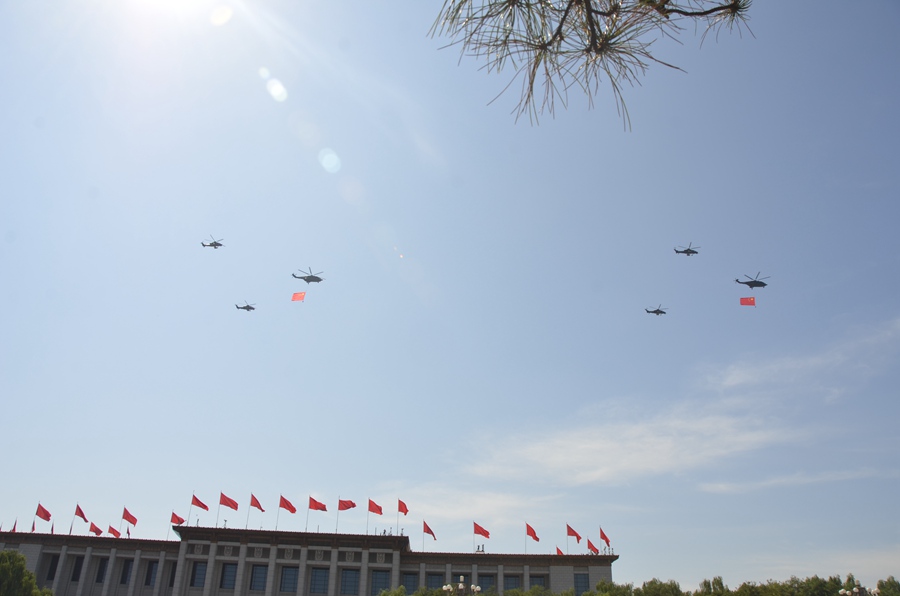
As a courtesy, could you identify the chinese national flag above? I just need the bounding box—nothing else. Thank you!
[291,292,306,302]
[423,521,436,540]
[309,497,327,512]
[740,296,756,306]
[220,493,239,511]
[279,496,297,514]
[122,508,138,526]
[35,504,52,522]
[108,526,121,538]
[191,495,209,511]
[566,524,581,543]
[89,522,102,536]
[398,499,409,516]
[556,547,564,555]
[368,499,383,515]
[171,512,185,525]
[339,499,357,511]
[600,527,611,547]
[587,539,600,554]
[473,522,490,539]
[250,494,265,512]
[75,505,88,523]
[526,523,540,542]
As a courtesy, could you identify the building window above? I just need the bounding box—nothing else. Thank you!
[341,568,361,595]
[250,565,268,591]
[71,556,84,582]
[46,554,60,581]
[145,561,159,587]
[401,573,419,593]
[95,558,108,583]
[478,575,495,592]
[310,568,330,594]
[169,562,178,588]
[529,576,546,588]
[120,560,133,585]
[427,574,445,590]
[504,576,521,591]
[574,573,590,596]
[190,561,208,588]
[220,563,238,589]
[370,570,390,596]
[280,567,300,592]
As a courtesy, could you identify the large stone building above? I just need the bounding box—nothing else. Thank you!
[1,526,617,596]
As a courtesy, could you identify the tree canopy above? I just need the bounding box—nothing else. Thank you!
[431,0,752,124]
[0,551,53,596]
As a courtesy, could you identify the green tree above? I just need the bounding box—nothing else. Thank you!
[431,0,751,124]
[635,578,687,596]
[697,577,731,596]
[0,551,53,596]
[876,577,900,596]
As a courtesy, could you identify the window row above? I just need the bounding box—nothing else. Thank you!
[43,554,176,588]
[406,573,547,592]
[188,562,392,594]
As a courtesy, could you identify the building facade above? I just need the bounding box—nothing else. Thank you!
[1,527,617,596]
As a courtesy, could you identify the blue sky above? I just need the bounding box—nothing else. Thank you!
[2,0,898,590]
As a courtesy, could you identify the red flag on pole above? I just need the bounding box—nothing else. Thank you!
[171,512,186,525]
[122,508,138,526]
[740,296,756,306]
[338,499,357,511]
[309,497,327,511]
[600,527,611,546]
[89,522,102,536]
[31,521,35,533]
[566,524,581,543]
[556,547,564,555]
[108,526,121,538]
[74,505,88,523]
[291,292,306,302]
[250,494,265,512]
[220,493,239,511]
[35,504,51,522]
[279,496,297,513]
[191,495,209,511]
[398,499,409,515]
[11,520,16,533]
[526,523,540,542]
[473,522,490,538]
[587,539,600,554]
[368,499,383,515]
[423,521,436,540]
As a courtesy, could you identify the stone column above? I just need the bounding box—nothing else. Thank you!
[151,550,166,596]
[234,545,248,593]
[50,544,68,595]
[202,543,218,596]
[75,547,93,596]
[295,546,308,596]
[100,548,117,596]
[265,546,278,596]
[171,541,189,596]
[126,549,142,596]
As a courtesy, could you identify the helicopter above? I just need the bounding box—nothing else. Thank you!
[292,267,324,283]
[235,302,256,311]
[645,305,667,316]
[201,236,223,249]
[735,272,770,289]
[674,242,700,256]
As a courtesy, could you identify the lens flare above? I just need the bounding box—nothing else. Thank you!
[318,149,341,174]
[266,79,288,102]
[210,5,233,26]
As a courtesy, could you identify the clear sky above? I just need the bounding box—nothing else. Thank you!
[1,0,898,591]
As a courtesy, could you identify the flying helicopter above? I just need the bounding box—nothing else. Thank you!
[292,267,324,283]
[645,305,667,316]
[201,236,223,249]
[735,272,770,289]
[235,302,256,311]
[674,242,700,256]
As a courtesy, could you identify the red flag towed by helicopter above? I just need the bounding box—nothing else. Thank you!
[292,292,306,302]
[740,297,756,306]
